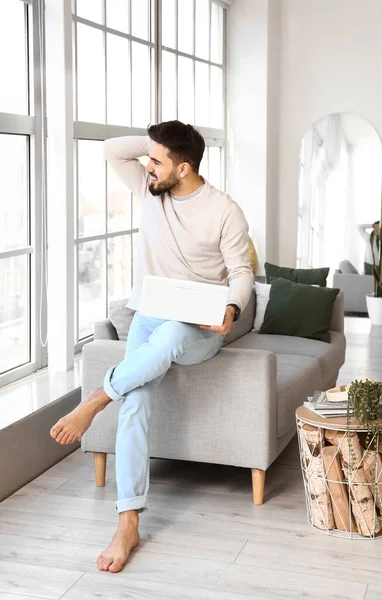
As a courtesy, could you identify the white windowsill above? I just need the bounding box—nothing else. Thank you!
[0,355,82,432]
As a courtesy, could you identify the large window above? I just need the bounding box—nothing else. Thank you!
[73,0,226,346]
[161,0,225,188]
[0,0,227,382]
[0,0,46,385]
[72,0,155,344]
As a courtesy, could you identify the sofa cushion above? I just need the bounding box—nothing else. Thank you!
[276,354,322,436]
[259,278,340,342]
[265,262,329,287]
[226,330,345,388]
[222,289,256,346]
[253,282,271,331]
[109,298,135,341]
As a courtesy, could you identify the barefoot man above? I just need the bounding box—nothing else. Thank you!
[50,120,253,572]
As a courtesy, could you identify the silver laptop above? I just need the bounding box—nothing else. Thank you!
[139,275,230,326]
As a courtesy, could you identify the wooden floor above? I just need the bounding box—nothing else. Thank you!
[1,317,382,600]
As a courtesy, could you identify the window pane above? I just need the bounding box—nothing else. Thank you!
[211,2,223,64]
[200,148,208,180]
[78,240,106,339]
[78,140,106,238]
[195,0,209,60]
[107,34,131,126]
[178,0,194,55]
[108,235,132,302]
[161,51,177,122]
[131,0,149,41]
[77,24,105,123]
[0,0,28,114]
[77,0,103,24]
[132,43,151,127]
[106,0,130,33]
[107,164,132,233]
[0,255,29,374]
[178,56,194,124]
[162,0,176,49]
[208,146,221,189]
[210,65,223,128]
[0,135,28,252]
[195,61,209,127]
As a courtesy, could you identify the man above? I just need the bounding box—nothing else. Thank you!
[50,120,253,573]
[357,221,380,274]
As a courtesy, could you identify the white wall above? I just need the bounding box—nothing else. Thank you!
[278,0,382,266]
[227,0,382,271]
[226,0,281,274]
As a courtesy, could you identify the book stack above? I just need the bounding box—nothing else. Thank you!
[304,389,353,418]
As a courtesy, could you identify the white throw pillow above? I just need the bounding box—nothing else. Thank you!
[253,282,271,331]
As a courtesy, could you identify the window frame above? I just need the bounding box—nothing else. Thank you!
[0,0,47,388]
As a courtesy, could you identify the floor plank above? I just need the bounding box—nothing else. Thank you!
[236,539,382,585]
[365,585,382,600]
[61,572,268,600]
[0,525,246,567]
[0,595,51,600]
[86,550,367,600]
[0,561,83,600]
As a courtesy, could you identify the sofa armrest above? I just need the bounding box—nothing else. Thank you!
[94,319,118,340]
[330,291,344,334]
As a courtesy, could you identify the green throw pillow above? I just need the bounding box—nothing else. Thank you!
[259,278,340,342]
[264,262,329,287]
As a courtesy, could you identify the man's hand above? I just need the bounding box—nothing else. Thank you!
[199,306,236,335]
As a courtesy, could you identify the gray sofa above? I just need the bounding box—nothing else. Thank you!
[332,260,373,313]
[81,289,346,505]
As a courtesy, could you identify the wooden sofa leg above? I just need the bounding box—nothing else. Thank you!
[251,468,266,505]
[94,452,107,487]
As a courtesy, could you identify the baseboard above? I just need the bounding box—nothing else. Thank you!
[0,388,81,502]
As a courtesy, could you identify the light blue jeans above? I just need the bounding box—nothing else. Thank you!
[103,312,224,513]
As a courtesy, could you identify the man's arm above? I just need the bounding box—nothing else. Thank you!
[199,202,253,335]
[104,136,150,201]
[357,223,373,243]
[219,201,254,312]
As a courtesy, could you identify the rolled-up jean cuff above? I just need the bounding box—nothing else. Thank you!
[103,367,124,402]
[116,495,148,514]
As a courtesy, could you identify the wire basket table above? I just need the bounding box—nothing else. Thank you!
[296,405,382,540]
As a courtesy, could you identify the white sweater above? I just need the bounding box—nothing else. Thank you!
[104,136,254,311]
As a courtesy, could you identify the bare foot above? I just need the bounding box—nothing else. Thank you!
[50,389,112,445]
[97,511,140,573]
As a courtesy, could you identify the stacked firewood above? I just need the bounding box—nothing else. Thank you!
[298,421,382,536]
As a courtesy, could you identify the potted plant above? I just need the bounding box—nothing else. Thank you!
[347,379,382,514]
[366,219,382,325]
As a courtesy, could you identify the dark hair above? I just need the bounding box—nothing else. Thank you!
[147,120,205,173]
[374,221,380,226]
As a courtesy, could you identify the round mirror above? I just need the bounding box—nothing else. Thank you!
[297,113,382,312]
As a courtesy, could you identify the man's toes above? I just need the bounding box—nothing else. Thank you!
[68,434,78,444]
[109,559,123,573]
[60,433,71,445]
[50,426,60,439]
[103,557,114,571]
[55,432,65,444]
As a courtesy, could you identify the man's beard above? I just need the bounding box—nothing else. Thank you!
[149,171,180,196]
